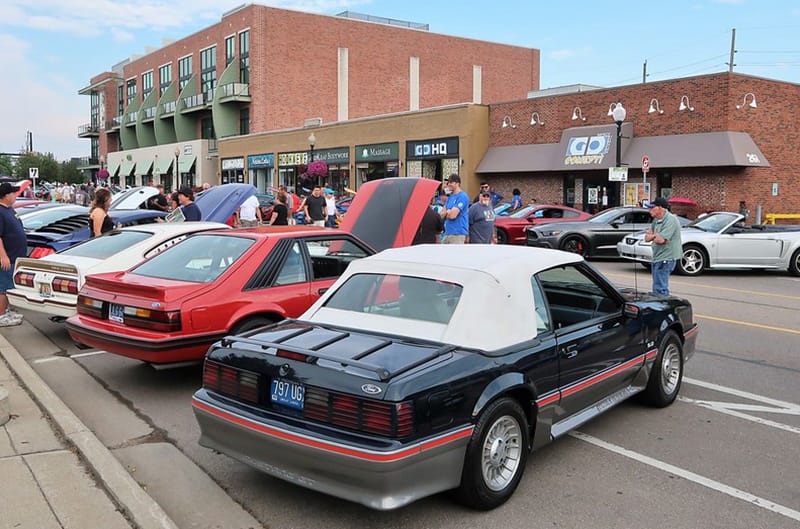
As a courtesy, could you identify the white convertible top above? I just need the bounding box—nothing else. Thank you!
[303,245,583,351]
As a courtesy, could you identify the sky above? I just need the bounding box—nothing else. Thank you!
[0,0,798,161]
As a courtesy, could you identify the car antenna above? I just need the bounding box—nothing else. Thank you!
[631,202,641,299]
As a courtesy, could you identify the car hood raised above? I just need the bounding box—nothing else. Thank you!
[339,177,440,251]
[110,187,159,210]
[194,183,256,223]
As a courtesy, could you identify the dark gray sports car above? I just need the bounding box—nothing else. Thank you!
[525,206,690,258]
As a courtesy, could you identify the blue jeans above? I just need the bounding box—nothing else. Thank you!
[652,259,676,295]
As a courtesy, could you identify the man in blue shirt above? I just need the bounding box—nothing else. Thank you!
[0,183,26,326]
[177,186,202,221]
[440,174,469,244]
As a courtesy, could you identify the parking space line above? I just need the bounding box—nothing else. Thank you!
[605,272,800,300]
[69,351,107,359]
[695,314,800,335]
[684,377,799,409]
[570,431,800,523]
[679,397,800,435]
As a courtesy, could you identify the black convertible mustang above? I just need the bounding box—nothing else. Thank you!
[192,245,698,510]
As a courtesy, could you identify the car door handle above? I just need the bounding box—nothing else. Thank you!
[561,344,579,359]
[317,288,328,295]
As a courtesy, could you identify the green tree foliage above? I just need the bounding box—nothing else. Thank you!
[58,160,85,184]
[0,155,13,176]
[14,151,59,182]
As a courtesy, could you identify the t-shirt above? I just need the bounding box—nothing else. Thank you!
[412,207,444,245]
[651,211,683,261]
[468,202,496,244]
[443,191,469,236]
[239,195,260,221]
[271,203,288,225]
[181,202,202,221]
[147,194,168,211]
[0,204,27,261]
[305,194,326,221]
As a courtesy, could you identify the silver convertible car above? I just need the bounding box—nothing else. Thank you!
[617,212,800,276]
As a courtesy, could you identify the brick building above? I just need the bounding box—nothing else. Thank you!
[77,5,539,191]
[477,72,800,220]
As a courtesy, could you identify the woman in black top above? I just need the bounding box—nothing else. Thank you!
[89,188,114,237]
[270,193,289,225]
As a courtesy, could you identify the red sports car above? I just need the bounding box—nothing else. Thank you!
[494,204,591,245]
[65,177,439,366]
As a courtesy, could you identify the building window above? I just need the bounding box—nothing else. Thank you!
[159,64,172,96]
[126,78,137,105]
[91,137,99,162]
[657,171,672,199]
[200,46,217,100]
[178,55,193,91]
[201,118,216,140]
[117,85,124,117]
[239,30,250,84]
[90,92,100,128]
[240,108,249,135]
[141,71,153,100]
[225,35,235,66]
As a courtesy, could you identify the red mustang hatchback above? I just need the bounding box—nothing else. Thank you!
[65,177,439,365]
[494,204,591,245]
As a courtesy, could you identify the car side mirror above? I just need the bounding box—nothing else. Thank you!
[623,303,640,319]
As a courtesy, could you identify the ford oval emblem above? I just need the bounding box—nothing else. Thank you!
[361,383,382,395]
[151,302,162,309]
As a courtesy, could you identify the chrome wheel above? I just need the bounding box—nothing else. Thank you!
[660,342,682,396]
[680,246,705,275]
[480,415,522,492]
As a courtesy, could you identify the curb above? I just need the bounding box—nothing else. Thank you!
[0,334,179,529]
[0,386,8,426]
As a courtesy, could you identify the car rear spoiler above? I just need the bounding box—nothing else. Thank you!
[218,321,457,382]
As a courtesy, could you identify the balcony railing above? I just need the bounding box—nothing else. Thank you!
[162,101,176,114]
[78,123,100,136]
[76,157,100,169]
[183,93,206,110]
[218,83,251,102]
[127,111,138,124]
[143,106,157,120]
[106,116,122,130]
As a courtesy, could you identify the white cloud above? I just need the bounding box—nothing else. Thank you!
[549,47,592,61]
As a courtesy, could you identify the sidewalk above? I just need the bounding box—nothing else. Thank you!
[0,334,178,529]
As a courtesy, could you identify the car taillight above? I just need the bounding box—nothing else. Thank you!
[30,247,55,258]
[276,349,308,362]
[14,271,35,287]
[53,277,79,295]
[203,360,260,403]
[304,388,415,438]
[77,295,104,318]
[122,307,181,332]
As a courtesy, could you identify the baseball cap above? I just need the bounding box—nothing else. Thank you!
[177,185,194,198]
[446,174,461,183]
[646,197,669,209]
[325,188,334,195]
[0,182,19,197]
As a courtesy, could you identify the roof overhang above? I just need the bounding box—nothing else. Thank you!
[78,76,123,95]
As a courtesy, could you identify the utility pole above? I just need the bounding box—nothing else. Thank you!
[642,60,648,83]
[728,28,736,73]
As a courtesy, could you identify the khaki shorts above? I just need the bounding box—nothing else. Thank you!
[442,235,467,244]
[240,219,259,227]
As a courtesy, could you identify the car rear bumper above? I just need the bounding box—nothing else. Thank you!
[616,241,652,262]
[192,390,473,510]
[65,316,224,363]
[6,289,76,318]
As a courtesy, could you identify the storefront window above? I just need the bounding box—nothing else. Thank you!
[221,158,245,184]
[247,153,275,193]
[657,171,672,199]
[355,142,400,189]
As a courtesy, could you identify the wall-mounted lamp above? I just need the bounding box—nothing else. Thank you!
[736,92,757,109]
[530,112,544,126]
[501,115,517,129]
[648,98,664,114]
[606,103,617,117]
[678,95,695,112]
[571,107,586,121]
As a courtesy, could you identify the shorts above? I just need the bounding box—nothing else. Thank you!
[240,219,259,227]
[442,235,467,244]
[0,266,14,293]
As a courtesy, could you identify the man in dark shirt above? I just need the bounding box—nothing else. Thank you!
[147,184,169,211]
[0,183,26,326]
[177,186,202,221]
[302,186,327,227]
[412,206,444,245]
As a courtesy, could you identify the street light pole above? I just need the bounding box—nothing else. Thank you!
[308,132,316,185]
[611,102,626,169]
[174,147,181,190]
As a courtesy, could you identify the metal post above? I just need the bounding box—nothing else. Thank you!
[615,120,622,168]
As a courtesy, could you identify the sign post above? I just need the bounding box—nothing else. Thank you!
[29,167,39,193]
[641,155,650,183]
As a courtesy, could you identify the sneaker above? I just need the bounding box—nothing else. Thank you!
[0,312,22,327]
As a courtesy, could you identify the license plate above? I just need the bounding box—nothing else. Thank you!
[270,378,305,410]
[109,303,125,323]
[38,283,52,298]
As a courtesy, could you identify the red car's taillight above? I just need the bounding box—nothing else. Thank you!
[203,360,260,403]
[14,271,35,287]
[53,277,79,295]
[29,247,55,259]
[76,295,103,318]
[122,306,181,332]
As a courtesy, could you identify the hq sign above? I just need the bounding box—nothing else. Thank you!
[564,133,611,165]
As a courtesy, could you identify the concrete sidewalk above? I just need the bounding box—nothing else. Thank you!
[0,334,178,529]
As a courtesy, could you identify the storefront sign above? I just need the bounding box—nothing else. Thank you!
[247,153,274,168]
[564,134,610,165]
[406,137,459,159]
[356,142,399,162]
[312,147,350,164]
[221,157,244,170]
[278,152,309,166]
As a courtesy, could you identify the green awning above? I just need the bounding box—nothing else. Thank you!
[107,161,120,177]
[119,160,135,176]
[135,159,154,176]
[154,157,173,174]
[178,154,196,173]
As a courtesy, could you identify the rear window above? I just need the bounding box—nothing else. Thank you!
[324,273,462,324]
[59,231,151,259]
[131,234,254,283]
[22,209,84,231]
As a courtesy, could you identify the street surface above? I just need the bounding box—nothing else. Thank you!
[3,259,799,529]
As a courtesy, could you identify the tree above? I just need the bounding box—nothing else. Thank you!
[59,160,85,184]
[14,151,59,182]
[0,155,13,176]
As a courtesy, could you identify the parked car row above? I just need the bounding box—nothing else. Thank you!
[9,181,702,511]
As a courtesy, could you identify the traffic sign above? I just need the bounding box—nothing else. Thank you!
[608,167,628,181]
[29,167,39,180]
[642,155,650,173]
